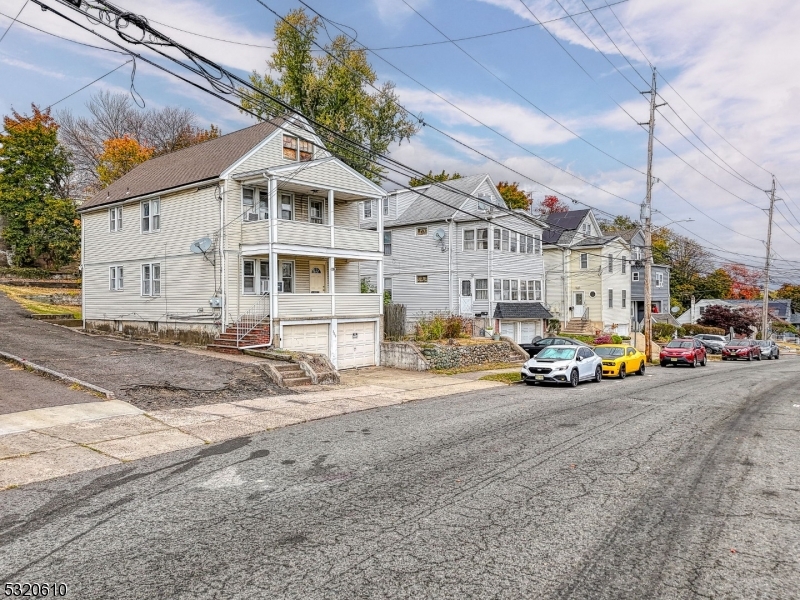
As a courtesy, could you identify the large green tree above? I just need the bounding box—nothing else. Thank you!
[241,9,418,182]
[496,181,532,210]
[775,283,800,313]
[408,170,462,187]
[0,105,79,268]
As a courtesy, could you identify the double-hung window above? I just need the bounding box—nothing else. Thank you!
[531,280,542,301]
[243,188,258,221]
[109,266,123,291]
[502,279,511,301]
[622,256,627,274]
[383,197,389,216]
[109,206,122,232]
[141,199,160,233]
[384,231,392,256]
[363,200,372,219]
[510,280,519,300]
[493,228,501,250]
[608,254,614,273]
[534,234,542,255]
[622,290,627,308]
[476,228,488,250]
[520,280,528,300]
[655,272,664,288]
[509,232,518,253]
[475,278,488,300]
[493,279,502,301]
[501,229,509,251]
[384,277,393,301]
[280,261,294,293]
[259,261,270,295]
[141,263,161,296]
[580,253,588,269]
[280,193,293,220]
[632,271,640,282]
[463,229,475,251]
[608,289,613,308]
[243,259,256,295]
[309,199,324,224]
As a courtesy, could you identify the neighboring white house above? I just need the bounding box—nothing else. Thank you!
[359,175,552,344]
[79,116,387,369]
[542,209,632,335]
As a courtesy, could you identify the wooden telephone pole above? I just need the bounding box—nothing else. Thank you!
[761,177,776,340]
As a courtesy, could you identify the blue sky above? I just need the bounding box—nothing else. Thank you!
[2,0,800,281]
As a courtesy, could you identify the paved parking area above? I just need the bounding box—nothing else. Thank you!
[0,294,286,411]
[0,361,100,415]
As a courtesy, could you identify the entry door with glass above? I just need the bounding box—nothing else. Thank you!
[309,261,326,293]
[573,292,585,318]
[460,279,473,314]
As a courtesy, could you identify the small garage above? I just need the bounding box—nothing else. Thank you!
[337,321,376,369]
[493,302,554,344]
[282,323,330,356]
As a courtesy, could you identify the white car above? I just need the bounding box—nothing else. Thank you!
[521,345,603,387]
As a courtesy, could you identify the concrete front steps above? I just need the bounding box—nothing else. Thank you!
[561,319,595,336]
[206,324,271,355]
[272,362,312,387]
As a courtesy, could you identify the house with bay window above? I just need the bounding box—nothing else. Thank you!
[359,174,552,344]
[79,116,387,369]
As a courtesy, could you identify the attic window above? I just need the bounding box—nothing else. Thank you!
[477,193,492,211]
[416,227,428,236]
[283,135,314,162]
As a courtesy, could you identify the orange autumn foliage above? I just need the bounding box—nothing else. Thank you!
[96,136,154,187]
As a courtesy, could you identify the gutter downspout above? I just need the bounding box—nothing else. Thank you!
[220,179,226,333]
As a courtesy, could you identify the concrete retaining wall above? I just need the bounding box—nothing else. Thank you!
[380,342,429,371]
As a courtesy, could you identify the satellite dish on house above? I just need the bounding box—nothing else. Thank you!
[190,237,213,254]
[433,228,446,240]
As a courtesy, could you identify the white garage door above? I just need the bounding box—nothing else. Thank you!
[282,323,329,356]
[337,321,375,369]
[500,321,516,341]
[520,321,540,344]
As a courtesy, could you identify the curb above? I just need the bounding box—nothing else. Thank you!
[0,350,115,399]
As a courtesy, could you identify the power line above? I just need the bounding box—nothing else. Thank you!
[44,60,132,109]
[0,9,126,53]
[147,18,277,50]
[0,0,29,45]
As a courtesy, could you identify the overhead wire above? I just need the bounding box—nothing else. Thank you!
[44,59,132,109]
[0,9,126,53]
[0,0,28,45]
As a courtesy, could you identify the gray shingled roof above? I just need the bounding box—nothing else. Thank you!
[573,235,619,247]
[727,298,792,319]
[542,209,589,244]
[385,174,492,227]
[80,119,284,212]
[602,227,641,242]
[492,302,553,320]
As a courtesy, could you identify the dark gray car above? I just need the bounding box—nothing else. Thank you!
[756,340,780,360]
[694,334,727,354]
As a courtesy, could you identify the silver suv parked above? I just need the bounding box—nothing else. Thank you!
[756,340,780,360]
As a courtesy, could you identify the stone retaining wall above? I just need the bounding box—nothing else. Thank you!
[381,340,526,371]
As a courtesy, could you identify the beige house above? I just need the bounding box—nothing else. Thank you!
[79,116,386,369]
[542,210,632,335]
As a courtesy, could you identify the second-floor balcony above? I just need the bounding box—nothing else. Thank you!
[241,219,380,254]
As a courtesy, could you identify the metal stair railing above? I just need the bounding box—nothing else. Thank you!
[581,306,590,322]
[236,294,270,348]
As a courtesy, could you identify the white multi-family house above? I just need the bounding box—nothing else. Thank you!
[79,116,387,369]
[542,209,632,335]
[359,175,552,344]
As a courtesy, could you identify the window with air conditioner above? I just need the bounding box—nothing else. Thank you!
[309,198,324,224]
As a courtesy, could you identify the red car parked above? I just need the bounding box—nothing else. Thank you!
[722,339,761,361]
[659,338,707,367]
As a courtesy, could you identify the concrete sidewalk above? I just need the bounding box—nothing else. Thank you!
[0,367,510,490]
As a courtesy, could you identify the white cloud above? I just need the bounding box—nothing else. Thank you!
[371,0,432,24]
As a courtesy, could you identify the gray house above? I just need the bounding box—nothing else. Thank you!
[604,227,671,325]
[360,175,552,344]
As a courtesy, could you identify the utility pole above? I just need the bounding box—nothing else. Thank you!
[762,176,776,340]
[641,67,665,361]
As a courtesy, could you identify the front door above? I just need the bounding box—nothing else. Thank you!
[573,292,585,318]
[309,261,326,293]
[460,279,473,315]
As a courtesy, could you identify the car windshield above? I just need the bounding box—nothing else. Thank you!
[594,347,624,357]
[536,347,577,360]
[666,341,693,349]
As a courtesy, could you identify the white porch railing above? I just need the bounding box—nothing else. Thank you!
[236,293,270,348]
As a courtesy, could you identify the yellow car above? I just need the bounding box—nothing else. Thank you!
[594,344,647,379]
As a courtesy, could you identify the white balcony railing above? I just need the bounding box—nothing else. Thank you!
[275,293,381,318]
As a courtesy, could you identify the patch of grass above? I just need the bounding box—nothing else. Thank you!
[0,284,81,319]
[433,361,522,375]
[480,372,522,384]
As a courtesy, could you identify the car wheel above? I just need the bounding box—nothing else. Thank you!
[701,355,707,367]
[776,353,780,360]
[691,356,697,368]
[619,364,627,379]
[637,361,646,375]
[594,366,602,383]
[569,369,579,387]
[747,353,752,361]
[756,352,761,361]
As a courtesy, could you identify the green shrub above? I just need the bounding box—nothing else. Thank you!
[0,266,52,279]
[652,322,678,342]
[414,313,472,341]
[611,334,623,344]
[571,334,595,344]
[679,323,725,336]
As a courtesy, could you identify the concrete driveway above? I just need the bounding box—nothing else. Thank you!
[0,293,286,411]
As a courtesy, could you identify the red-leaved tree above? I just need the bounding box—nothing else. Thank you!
[728,264,762,299]
[535,195,569,215]
[698,304,759,334]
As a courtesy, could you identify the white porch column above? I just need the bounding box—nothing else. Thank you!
[269,176,279,330]
[329,189,335,248]
[329,256,335,315]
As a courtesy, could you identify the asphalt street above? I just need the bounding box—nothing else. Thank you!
[1,358,798,599]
